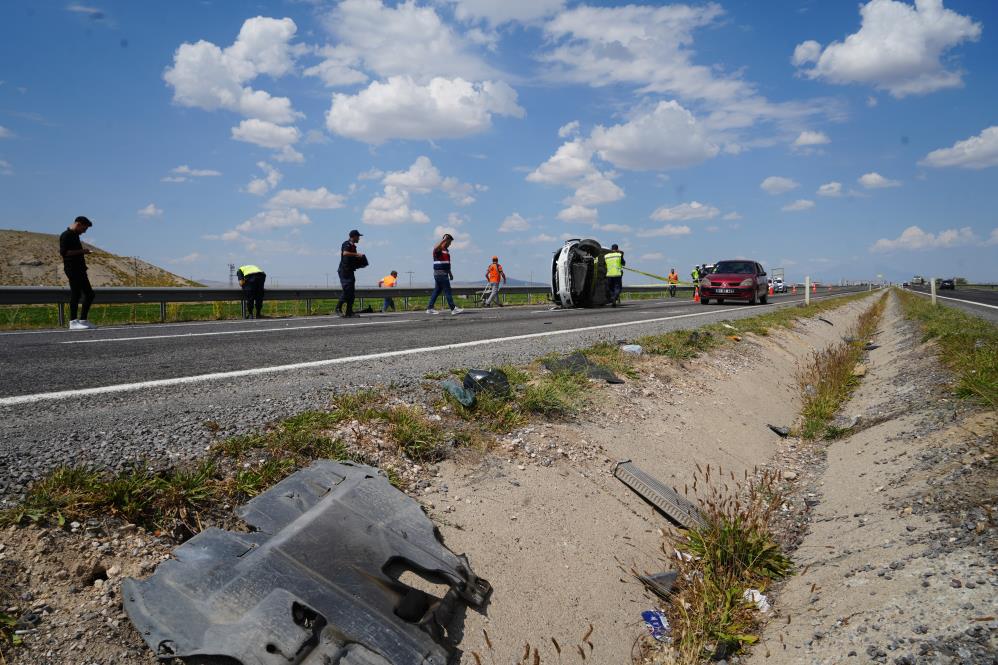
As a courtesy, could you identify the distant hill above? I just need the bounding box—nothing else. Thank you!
[0,229,201,287]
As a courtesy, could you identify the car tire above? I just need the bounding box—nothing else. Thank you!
[717,299,725,305]
[760,294,768,304]
[747,294,757,305]
[701,298,710,305]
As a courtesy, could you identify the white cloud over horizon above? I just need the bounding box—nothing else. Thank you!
[919,126,998,170]
[870,225,977,252]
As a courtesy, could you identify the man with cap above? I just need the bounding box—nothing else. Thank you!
[336,229,365,317]
[236,264,267,318]
[604,243,625,307]
[426,233,463,315]
[59,215,97,330]
[482,255,506,307]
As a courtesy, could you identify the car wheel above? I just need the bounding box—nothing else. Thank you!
[760,294,768,304]
[717,299,725,305]
[747,294,757,305]
[701,297,710,305]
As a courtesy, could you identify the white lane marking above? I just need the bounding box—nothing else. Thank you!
[1,309,737,405]
[59,319,417,344]
[908,290,998,310]
[1,291,866,406]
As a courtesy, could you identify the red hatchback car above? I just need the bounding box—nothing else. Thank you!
[700,260,770,305]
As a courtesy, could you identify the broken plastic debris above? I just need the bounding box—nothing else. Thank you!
[722,323,737,331]
[863,343,880,351]
[743,589,771,613]
[543,352,623,384]
[123,461,491,665]
[818,317,834,326]
[443,378,476,407]
[615,461,707,529]
[620,344,643,355]
[726,335,742,342]
[638,571,677,600]
[641,610,671,642]
[767,424,791,437]
[462,368,511,397]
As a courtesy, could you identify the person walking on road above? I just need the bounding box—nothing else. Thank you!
[336,229,365,318]
[236,264,267,318]
[426,234,463,315]
[483,256,506,307]
[378,270,398,312]
[59,216,96,330]
[604,244,625,307]
[667,267,679,298]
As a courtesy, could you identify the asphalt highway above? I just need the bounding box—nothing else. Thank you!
[905,285,998,323]
[0,289,864,401]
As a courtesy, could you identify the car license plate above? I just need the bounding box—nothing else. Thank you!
[717,288,734,294]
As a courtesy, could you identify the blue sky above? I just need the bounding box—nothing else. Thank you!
[1,0,996,286]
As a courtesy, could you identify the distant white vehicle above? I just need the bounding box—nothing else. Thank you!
[773,277,786,293]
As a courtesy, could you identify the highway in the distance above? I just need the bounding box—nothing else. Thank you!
[0,289,863,402]
[905,285,998,323]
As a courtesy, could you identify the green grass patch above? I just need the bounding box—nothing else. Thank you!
[665,466,791,663]
[639,328,720,359]
[897,289,998,408]
[797,294,886,439]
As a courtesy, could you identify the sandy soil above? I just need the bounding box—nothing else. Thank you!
[745,294,997,665]
[0,297,876,664]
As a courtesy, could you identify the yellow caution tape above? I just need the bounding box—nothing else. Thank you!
[622,266,691,286]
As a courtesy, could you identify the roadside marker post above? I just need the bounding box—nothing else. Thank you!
[805,276,811,306]
[930,277,937,306]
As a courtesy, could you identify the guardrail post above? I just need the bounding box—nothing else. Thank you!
[57,302,65,327]
[305,298,312,315]
[930,277,937,305]
[403,296,409,311]
[805,276,811,306]
[240,300,246,319]
[160,301,167,322]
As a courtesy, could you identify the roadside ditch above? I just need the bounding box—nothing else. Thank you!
[0,292,881,664]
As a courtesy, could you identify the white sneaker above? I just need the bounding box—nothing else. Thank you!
[80,320,97,329]
[69,320,87,330]
[451,307,464,315]
[426,308,438,315]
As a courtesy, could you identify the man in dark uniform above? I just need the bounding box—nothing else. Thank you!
[236,264,266,318]
[336,229,365,317]
[59,216,96,330]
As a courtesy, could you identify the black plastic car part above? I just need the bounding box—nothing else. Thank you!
[123,460,491,665]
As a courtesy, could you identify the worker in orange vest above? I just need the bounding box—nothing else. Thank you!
[667,268,679,297]
[378,270,398,312]
[483,256,507,307]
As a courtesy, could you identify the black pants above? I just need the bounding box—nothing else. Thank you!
[607,276,623,304]
[65,268,95,320]
[669,284,677,297]
[337,270,356,314]
[242,274,266,318]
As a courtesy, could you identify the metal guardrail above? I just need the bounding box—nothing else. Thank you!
[0,284,688,325]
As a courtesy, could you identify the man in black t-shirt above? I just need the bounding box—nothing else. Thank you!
[59,216,97,330]
[336,229,365,317]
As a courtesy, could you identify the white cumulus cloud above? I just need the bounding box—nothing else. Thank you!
[557,205,598,223]
[589,101,719,171]
[433,225,472,250]
[650,201,719,222]
[919,126,998,170]
[859,172,901,189]
[445,0,565,25]
[782,199,815,212]
[245,162,282,195]
[362,185,430,225]
[637,224,691,238]
[817,181,843,197]
[164,17,301,123]
[325,75,524,144]
[172,164,221,177]
[499,213,529,233]
[138,203,163,218]
[265,187,345,210]
[793,130,830,147]
[870,225,977,252]
[792,0,982,97]
[231,119,301,149]
[558,120,580,138]
[0,126,12,139]
[235,207,311,233]
[761,176,799,195]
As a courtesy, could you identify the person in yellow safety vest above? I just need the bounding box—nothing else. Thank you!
[483,256,507,307]
[236,264,266,319]
[667,268,679,298]
[604,244,625,307]
[378,270,398,312]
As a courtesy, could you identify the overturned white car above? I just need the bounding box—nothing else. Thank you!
[551,238,614,308]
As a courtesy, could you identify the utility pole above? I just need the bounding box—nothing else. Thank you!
[228,263,236,287]
[133,257,139,286]
[325,272,329,288]
[405,271,415,287]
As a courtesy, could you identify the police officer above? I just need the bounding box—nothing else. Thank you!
[237,264,266,318]
[604,244,625,307]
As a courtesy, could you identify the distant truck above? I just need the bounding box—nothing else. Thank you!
[911,275,925,285]
[771,267,786,293]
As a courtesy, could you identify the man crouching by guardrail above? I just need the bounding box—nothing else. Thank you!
[237,264,266,319]
[59,215,96,330]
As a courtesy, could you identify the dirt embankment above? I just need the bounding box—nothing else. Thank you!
[0,296,877,664]
[0,229,199,287]
[746,294,996,664]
